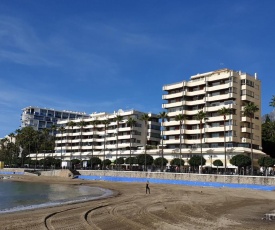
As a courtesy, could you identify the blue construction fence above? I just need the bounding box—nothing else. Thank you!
[0,171,24,175]
[77,175,275,191]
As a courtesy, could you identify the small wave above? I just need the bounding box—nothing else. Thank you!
[0,187,113,214]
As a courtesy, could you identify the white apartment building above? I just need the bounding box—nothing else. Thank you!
[21,106,89,131]
[54,109,161,166]
[162,68,265,169]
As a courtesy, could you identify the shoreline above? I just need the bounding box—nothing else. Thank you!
[0,175,275,229]
[0,179,114,214]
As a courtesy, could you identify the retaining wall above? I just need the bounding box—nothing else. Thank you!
[40,169,73,178]
[78,170,275,186]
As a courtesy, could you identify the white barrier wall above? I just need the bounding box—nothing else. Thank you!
[78,170,275,186]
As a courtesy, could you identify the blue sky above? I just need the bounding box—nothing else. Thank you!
[0,0,275,137]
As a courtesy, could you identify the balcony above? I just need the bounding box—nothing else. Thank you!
[206,126,225,132]
[185,89,205,96]
[162,91,184,100]
[185,98,205,106]
[163,120,178,126]
[163,130,180,135]
[241,127,250,133]
[207,82,230,92]
[162,101,183,109]
[163,81,185,91]
[184,129,200,135]
[241,117,250,122]
[163,139,180,144]
[185,110,201,116]
[206,94,230,102]
[206,103,237,112]
[167,111,182,117]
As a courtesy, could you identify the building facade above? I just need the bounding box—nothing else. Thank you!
[53,109,161,165]
[21,106,89,131]
[162,68,265,168]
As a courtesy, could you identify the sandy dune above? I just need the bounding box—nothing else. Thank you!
[0,175,275,230]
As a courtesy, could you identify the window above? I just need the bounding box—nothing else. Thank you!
[211,133,219,138]
[241,89,254,98]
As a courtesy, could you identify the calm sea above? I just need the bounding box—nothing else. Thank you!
[0,180,111,213]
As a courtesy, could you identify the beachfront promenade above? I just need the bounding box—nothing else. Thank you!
[1,168,275,190]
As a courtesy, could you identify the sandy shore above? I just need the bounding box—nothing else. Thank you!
[0,175,275,230]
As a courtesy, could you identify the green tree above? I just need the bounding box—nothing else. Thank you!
[90,156,102,169]
[44,156,55,167]
[0,138,9,163]
[195,110,208,174]
[16,126,38,166]
[8,133,16,165]
[154,157,168,170]
[243,102,259,175]
[140,113,150,171]
[170,158,185,168]
[42,128,50,170]
[258,156,275,176]
[158,111,168,172]
[175,114,187,172]
[58,126,66,163]
[269,95,275,107]
[102,119,110,169]
[114,157,125,168]
[213,159,223,174]
[126,117,137,170]
[189,155,206,172]
[90,119,100,169]
[77,120,87,164]
[218,107,232,174]
[67,121,76,162]
[230,154,251,175]
[136,153,153,167]
[103,159,112,169]
[49,124,57,165]
[125,156,137,165]
[71,159,81,169]
[114,115,123,170]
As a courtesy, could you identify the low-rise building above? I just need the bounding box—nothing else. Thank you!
[53,109,161,166]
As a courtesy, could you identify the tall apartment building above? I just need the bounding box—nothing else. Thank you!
[162,68,265,168]
[54,109,161,164]
[21,106,89,131]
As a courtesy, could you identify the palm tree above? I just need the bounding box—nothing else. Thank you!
[102,119,110,169]
[58,126,65,165]
[8,133,15,165]
[140,113,150,171]
[218,107,232,174]
[0,138,9,164]
[50,124,57,165]
[269,95,275,107]
[42,128,50,170]
[77,120,87,164]
[243,102,259,175]
[90,119,100,169]
[175,114,187,173]
[67,121,76,164]
[195,110,208,174]
[114,115,123,170]
[126,117,137,171]
[159,111,168,172]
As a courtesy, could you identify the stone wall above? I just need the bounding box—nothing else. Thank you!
[40,169,73,178]
[78,170,275,186]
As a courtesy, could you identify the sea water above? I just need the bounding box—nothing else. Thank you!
[0,180,112,213]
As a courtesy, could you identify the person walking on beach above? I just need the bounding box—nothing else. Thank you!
[146,180,150,194]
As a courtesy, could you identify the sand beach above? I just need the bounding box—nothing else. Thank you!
[0,175,275,230]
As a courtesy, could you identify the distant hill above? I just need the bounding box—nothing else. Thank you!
[262,110,275,123]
